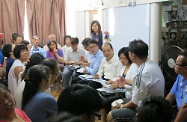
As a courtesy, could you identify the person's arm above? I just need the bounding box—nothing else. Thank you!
[175,103,187,122]
[116,100,137,109]
[54,49,64,64]
[64,49,71,65]
[165,93,175,104]
[14,66,23,81]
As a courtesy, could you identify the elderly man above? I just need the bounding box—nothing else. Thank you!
[107,39,165,122]
[166,49,187,122]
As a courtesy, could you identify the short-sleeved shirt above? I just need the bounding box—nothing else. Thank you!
[170,74,187,110]
[131,60,165,105]
[30,46,46,58]
[64,47,86,62]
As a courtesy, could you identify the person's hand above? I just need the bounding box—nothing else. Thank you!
[80,56,85,62]
[83,69,87,73]
[53,48,58,54]
[110,83,119,90]
[106,80,113,85]
[27,44,32,51]
[116,76,126,87]
[94,74,99,79]
[74,61,79,65]
[115,102,123,109]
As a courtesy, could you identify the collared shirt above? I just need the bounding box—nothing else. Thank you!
[61,45,70,55]
[97,55,122,80]
[64,47,86,62]
[30,46,46,58]
[85,51,93,63]
[170,75,187,110]
[86,49,104,75]
[131,59,165,105]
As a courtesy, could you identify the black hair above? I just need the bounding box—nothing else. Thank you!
[41,59,58,74]
[88,40,99,46]
[2,44,12,58]
[32,35,40,39]
[136,95,173,122]
[13,44,28,59]
[21,53,44,81]
[57,84,102,116]
[47,40,58,51]
[22,65,52,109]
[21,40,30,46]
[103,42,113,50]
[12,33,22,42]
[118,47,132,64]
[71,38,79,45]
[64,35,71,45]
[179,48,187,66]
[46,111,82,122]
[128,39,148,59]
[91,20,101,33]
[82,38,92,46]
[0,83,10,93]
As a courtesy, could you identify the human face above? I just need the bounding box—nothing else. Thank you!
[174,55,187,75]
[19,49,29,62]
[49,35,56,40]
[49,42,56,50]
[65,37,71,46]
[119,53,129,66]
[92,23,99,33]
[89,43,98,55]
[102,44,114,61]
[32,36,40,47]
[0,89,15,116]
[14,37,22,45]
[71,44,78,51]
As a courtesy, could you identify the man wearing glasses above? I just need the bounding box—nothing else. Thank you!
[166,49,187,122]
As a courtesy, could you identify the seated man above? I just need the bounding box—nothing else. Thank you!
[63,37,86,87]
[77,42,122,89]
[166,49,187,122]
[107,39,165,122]
[43,34,61,51]
[30,35,46,58]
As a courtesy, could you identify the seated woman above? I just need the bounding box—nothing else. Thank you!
[46,40,64,64]
[57,84,103,122]
[15,53,44,108]
[100,47,138,122]
[22,65,58,122]
[0,84,30,122]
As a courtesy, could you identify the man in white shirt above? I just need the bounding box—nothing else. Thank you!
[63,37,86,87]
[43,34,61,51]
[107,39,165,122]
[61,35,71,55]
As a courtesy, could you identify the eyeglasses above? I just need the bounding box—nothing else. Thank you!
[175,63,187,67]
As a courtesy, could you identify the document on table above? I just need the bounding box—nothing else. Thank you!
[79,74,94,80]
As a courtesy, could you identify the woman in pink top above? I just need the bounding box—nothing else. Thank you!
[0,84,30,122]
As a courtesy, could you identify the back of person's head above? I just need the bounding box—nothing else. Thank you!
[22,65,52,109]
[46,111,82,122]
[41,59,58,74]
[47,40,58,50]
[71,37,79,45]
[82,38,92,46]
[21,53,44,80]
[128,39,148,59]
[21,40,30,46]
[118,47,132,64]
[12,33,21,41]
[13,44,28,59]
[64,35,71,44]
[2,44,12,58]
[90,20,101,33]
[136,95,173,122]
[57,84,102,116]
[179,48,187,66]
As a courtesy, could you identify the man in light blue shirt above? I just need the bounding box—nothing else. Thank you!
[84,40,103,75]
[166,49,187,122]
[30,35,46,58]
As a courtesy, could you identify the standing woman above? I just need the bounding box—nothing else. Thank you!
[46,40,64,64]
[0,84,30,122]
[91,20,103,50]
[22,65,57,122]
